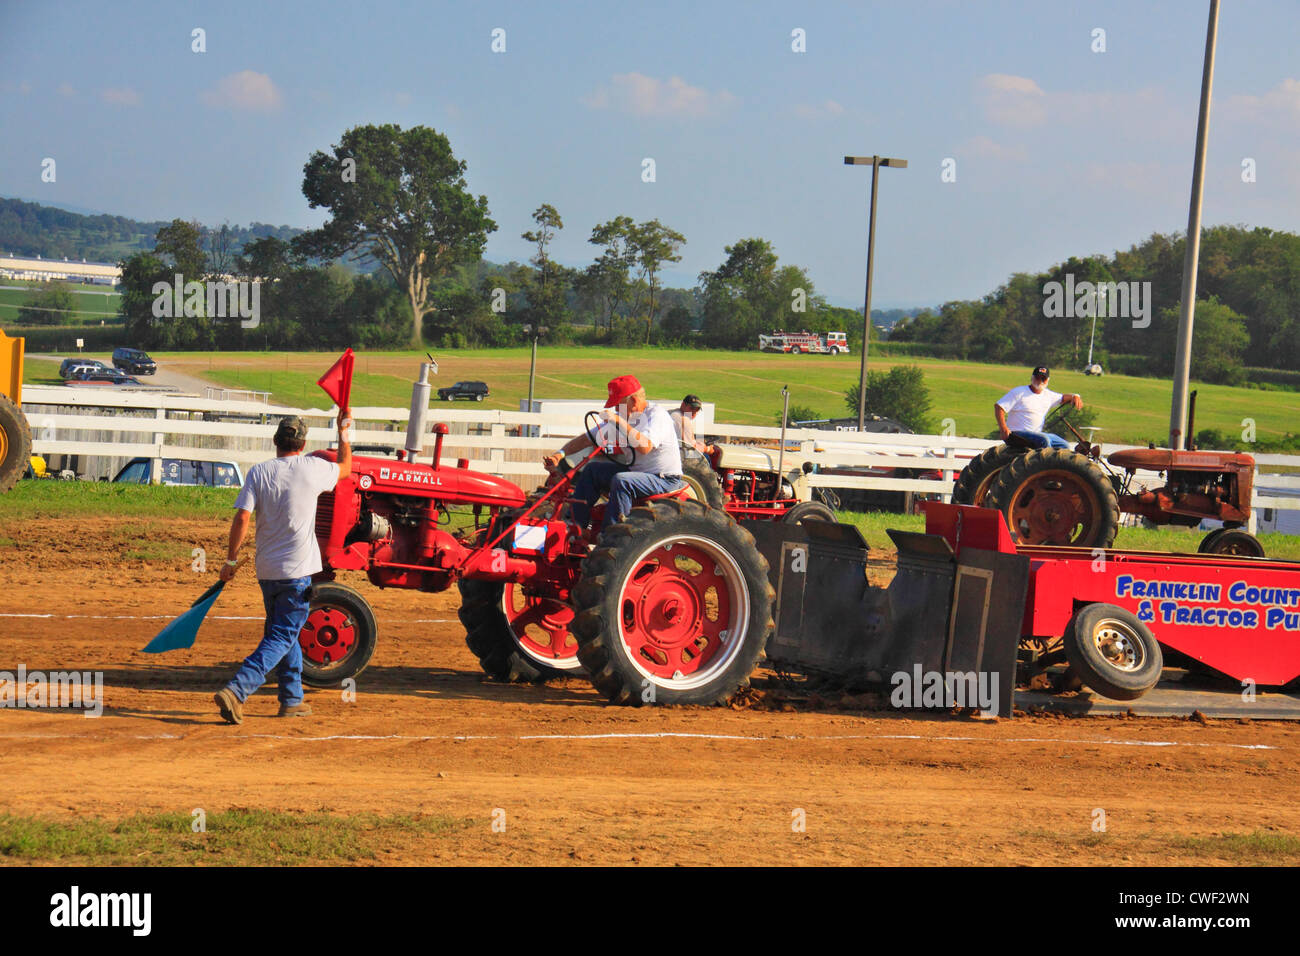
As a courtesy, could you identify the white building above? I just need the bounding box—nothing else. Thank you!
[0,254,121,285]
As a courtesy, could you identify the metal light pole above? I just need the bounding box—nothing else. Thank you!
[1170,0,1220,449]
[845,155,907,431]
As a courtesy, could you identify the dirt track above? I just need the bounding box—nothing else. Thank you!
[2,514,1298,865]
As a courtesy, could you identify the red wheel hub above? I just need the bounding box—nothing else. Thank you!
[299,606,357,666]
[503,583,578,663]
[618,542,731,679]
[1008,471,1100,545]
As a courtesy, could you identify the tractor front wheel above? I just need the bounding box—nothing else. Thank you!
[572,499,774,706]
[1199,528,1265,558]
[300,583,377,687]
[782,500,836,525]
[986,448,1119,547]
[458,578,582,682]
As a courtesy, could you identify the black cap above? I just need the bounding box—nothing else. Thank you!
[682,394,702,410]
[1032,366,1049,380]
[274,415,308,442]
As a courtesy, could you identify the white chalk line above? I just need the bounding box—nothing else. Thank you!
[0,730,1276,750]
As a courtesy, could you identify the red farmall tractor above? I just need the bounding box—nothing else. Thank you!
[951,401,1262,555]
[679,444,837,525]
[299,387,775,705]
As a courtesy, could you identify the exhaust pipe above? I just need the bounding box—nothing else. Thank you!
[405,362,434,463]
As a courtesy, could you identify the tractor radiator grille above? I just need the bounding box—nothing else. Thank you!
[315,492,335,545]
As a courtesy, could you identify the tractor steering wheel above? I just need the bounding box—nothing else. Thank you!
[584,410,637,468]
[1043,401,1087,445]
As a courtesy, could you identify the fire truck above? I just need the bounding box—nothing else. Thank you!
[757,330,849,355]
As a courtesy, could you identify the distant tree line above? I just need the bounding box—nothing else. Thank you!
[888,226,1300,383]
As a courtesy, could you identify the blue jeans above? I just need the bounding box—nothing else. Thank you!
[225,577,311,706]
[1011,429,1069,450]
[571,460,685,529]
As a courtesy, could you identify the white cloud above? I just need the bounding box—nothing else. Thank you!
[583,72,736,118]
[101,87,140,107]
[1224,78,1300,119]
[979,73,1047,127]
[794,98,845,119]
[200,70,283,112]
[958,135,1026,162]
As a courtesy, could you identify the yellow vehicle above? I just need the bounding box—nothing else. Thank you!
[0,329,32,494]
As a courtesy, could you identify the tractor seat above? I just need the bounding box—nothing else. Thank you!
[641,485,693,503]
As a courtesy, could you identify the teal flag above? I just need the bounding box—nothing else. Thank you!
[142,580,227,653]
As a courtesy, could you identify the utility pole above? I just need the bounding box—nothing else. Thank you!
[1169,0,1220,449]
[845,155,907,431]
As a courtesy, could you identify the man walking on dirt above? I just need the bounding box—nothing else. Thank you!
[544,375,683,530]
[213,413,352,724]
[994,366,1083,450]
[669,394,716,460]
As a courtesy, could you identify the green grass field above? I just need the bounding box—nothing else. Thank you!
[0,279,121,325]
[152,347,1298,447]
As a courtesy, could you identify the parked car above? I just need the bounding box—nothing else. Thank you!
[437,380,489,402]
[59,358,108,379]
[68,370,141,385]
[112,347,157,375]
[113,457,243,487]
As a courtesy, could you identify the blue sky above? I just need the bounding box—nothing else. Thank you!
[2,0,1297,307]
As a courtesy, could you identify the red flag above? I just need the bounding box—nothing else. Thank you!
[317,348,355,412]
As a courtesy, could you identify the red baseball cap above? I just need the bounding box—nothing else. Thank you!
[605,374,643,407]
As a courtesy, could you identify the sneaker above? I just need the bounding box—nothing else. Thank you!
[214,688,243,725]
[277,702,313,718]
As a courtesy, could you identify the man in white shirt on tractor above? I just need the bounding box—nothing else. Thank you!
[994,365,1083,450]
[545,375,684,530]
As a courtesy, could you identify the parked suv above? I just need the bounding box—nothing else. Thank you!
[437,380,489,402]
[59,358,108,379]
[113,457,243,487]
[112,347,157,375]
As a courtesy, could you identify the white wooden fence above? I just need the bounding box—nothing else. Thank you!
[19,384,1300,527]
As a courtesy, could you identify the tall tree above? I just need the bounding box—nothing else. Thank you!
[628,219,685,343]
[521,204,567,329]
[583,216,636,332]
[295,124,497,346]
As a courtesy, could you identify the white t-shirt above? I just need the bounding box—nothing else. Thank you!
[596,404,683,476]
[233,455,341,580]
[996,384,1064,433]
[669,408,704,452]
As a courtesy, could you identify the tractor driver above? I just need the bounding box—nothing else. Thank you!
[669,394,716,459]
[994,365,1083,450]
[544,375,684,530]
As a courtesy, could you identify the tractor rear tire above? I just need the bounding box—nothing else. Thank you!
[951,443,1021,506]
[986,448,1120,548]
[300,583,378,688]
[782,500,836,525]
[571,499,774,706]
[1199,528,1265,558]
[681,457,725,511]
[1063,603,1162,700]
[458,578,580,682]
[0,393,32,495]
